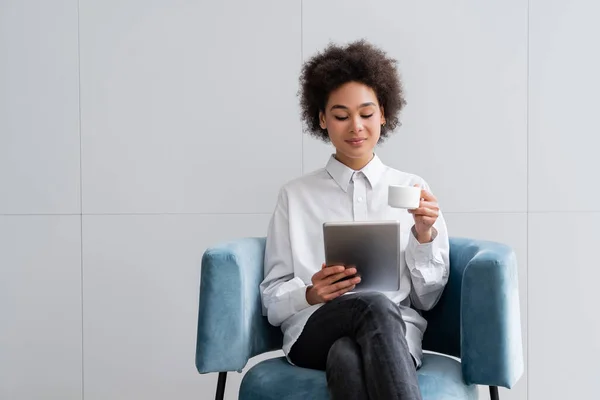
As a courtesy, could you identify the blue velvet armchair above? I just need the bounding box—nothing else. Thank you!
[196,237,523,400]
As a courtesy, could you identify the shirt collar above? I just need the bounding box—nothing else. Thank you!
[325,153,385,192]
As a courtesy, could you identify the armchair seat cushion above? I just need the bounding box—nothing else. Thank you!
[239,353,478,400]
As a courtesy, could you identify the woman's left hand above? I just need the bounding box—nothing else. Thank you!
[408,184,439,243]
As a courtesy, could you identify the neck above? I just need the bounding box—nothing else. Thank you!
[335,152,374,171]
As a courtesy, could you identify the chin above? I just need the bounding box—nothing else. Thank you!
[343,148,373,159]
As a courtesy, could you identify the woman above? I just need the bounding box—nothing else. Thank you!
[260,39,450,400]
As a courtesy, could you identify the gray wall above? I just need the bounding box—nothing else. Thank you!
[1,1,598,399]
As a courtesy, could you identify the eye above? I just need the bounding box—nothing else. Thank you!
[334,116,348,121]
[362,114,374,119]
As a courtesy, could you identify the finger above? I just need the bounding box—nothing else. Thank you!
[419,200,439,210]
[410,207,439,218]
[324,285,356,302]
[313,265,339,284]
[419,190,437,202]
[332,276,362,291]
[408,201,438,214]
[322,275,361,295]
[325,268,358,286]
[316,265,345,280]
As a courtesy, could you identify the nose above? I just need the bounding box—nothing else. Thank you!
[350,115,363,133]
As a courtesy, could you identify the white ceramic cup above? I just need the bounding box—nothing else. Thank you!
[388,185,421,209]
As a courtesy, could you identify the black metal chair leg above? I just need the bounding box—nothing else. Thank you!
[215,372,227,400]
[490,386,499,400]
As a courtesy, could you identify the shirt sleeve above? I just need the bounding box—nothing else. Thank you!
[260,187,311,327]
[405,180,450,311]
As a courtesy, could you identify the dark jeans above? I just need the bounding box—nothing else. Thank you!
[288,292,422,400]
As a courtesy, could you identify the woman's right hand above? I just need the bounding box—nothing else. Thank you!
[305,264,361,305]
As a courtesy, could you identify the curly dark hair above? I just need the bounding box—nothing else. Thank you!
[299,39,406,142]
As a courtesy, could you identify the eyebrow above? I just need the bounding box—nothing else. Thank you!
[329,102,377,111]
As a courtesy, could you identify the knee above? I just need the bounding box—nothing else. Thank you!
[355,292,397,314]
[354,292,404,329]
[327,337,360,370]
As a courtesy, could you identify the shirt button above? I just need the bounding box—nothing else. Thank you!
[358,196,363,202]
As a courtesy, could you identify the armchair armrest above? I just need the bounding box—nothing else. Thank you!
[423,237,523,389]
[456,238,524,388]
[195,237,283,374]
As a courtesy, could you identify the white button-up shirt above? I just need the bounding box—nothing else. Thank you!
[260,154,449,366]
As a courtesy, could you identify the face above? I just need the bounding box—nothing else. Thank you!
[319,81,385,170]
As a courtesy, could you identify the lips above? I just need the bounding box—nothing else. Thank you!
[346,138,367,146]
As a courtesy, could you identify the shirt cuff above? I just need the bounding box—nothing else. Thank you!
[288,278,311,312]
[410,225,437,249]
[408,226,444,284]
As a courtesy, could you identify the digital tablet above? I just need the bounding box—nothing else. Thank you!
[322,220,401,292]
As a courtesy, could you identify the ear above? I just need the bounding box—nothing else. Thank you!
[380,106,386,125]
[319,111,327,130]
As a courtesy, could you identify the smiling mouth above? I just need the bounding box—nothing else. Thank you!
[346,138,367,146]
[346,138,367,145]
